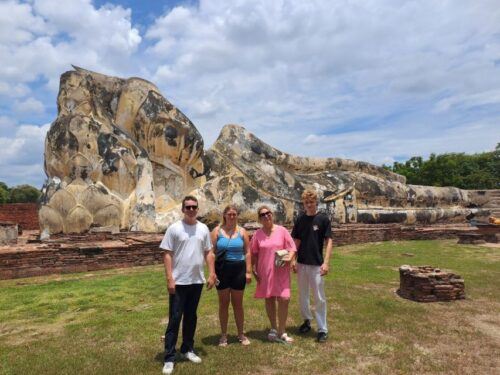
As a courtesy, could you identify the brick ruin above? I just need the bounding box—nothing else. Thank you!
[398,265,465,302]
[1,193,499,280]
[0,222,477,280]
[0,231,164,280]
[0,203,39,231]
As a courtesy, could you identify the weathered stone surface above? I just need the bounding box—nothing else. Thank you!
[0,222,18,245]
[41,67,205,234]
[41,68,493,234]
[196,124,488,227]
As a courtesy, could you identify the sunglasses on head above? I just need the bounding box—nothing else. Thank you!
[259,211,272,218]
[184,205,198,211]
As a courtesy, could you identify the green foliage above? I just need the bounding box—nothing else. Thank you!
[0,182,41,203]
[386,144,500,189]
[0,182,9,204]
[8,184,41,203]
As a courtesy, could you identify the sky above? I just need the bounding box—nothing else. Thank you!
[0,0,499,188]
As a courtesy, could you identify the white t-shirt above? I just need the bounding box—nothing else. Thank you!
[159,220,212,285]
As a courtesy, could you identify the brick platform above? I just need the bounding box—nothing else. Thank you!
[0,231,164,280]
[0,223,475,280]
[398,265,465,302]
[0,203,39,231]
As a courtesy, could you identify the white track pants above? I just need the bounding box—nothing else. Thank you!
[297,263,328,333]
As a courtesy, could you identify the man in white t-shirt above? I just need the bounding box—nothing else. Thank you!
[160,195,216,375]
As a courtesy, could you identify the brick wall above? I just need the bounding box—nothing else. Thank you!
[0,224,473,280]
[0,241,164,280]
[0,203,39,231]
[331,224,467,246]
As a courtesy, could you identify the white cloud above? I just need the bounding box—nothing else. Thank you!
[145,0,500,149]
[0,82,30,98]
[33,0,141,53]
[0,0,142,87]
[0,123,50,168]
[434,89,500,113]
[292,119,500,165]
[13,97,45,114]
[0,0,48,45]
[0,116,18,137]
[303,134,325,145]
[1,0,500,187]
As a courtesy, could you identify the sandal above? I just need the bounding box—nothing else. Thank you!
[279,333,294,344]
[218,334,228,347]
[238,335,251,346]
[267,328,278,342]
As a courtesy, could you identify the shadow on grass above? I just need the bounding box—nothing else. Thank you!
[199,327,316,344]
[200,329,276,345]
[153,347,209,364]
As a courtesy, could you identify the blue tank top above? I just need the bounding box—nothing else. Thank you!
[216,227,245,261]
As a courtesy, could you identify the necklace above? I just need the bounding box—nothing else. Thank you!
[223,225,237,239]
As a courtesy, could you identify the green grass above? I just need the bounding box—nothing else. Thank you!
[0,240,499,374]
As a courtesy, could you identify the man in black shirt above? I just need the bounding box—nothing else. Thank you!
[291,189,332,343]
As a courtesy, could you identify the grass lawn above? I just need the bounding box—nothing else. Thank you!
[0,240,499,375]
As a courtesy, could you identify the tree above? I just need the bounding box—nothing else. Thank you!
[8,185,41,203]
[0,182,9,204]
[386,145,499,189]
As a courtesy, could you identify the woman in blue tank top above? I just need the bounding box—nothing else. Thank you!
[210,205,252,347]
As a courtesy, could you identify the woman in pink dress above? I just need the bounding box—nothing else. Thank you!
[251,205,296,344]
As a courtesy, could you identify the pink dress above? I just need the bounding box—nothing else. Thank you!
[251,225,297,298]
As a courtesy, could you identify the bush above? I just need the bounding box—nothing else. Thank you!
[385,144,499,189]
[8,184,41,203]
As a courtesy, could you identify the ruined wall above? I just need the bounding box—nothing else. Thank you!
[0,203,39,230]
[0,233,164,279]
[0,224,472,279]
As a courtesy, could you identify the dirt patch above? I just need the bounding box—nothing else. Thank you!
[5,265,163,287]
[479,243,500,249]
[469,314,500,345]
[0,308,96,346]
[411,303,500,373]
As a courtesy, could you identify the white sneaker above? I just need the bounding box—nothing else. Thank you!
[181,351,202,364]
[162,362,174,374]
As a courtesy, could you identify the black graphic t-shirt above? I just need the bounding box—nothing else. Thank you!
[291,212,332,266]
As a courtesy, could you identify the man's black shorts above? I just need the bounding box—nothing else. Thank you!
[215,260,246,290]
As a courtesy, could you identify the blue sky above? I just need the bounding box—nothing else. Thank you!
[0,0,499,188]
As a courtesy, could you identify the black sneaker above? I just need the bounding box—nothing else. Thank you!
[317,332,328,343]
[298,319,311,334]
